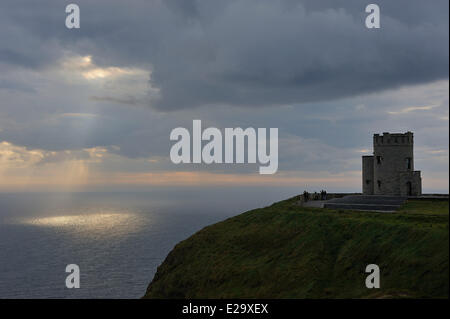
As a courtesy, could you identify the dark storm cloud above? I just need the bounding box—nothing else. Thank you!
[0,0,448,110]
[150,0,449,109]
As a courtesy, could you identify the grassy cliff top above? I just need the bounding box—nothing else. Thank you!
[144,197,449,299]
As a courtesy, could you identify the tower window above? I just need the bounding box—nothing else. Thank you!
[376,156,382,164]
[406,157,412,170]
[366,179,371,185]
[377,180,381,189]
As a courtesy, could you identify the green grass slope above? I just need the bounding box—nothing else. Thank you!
[144,198,449,299]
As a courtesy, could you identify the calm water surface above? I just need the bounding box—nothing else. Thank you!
[0,188,296,298]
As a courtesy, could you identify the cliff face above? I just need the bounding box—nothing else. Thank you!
[144,198,449,299]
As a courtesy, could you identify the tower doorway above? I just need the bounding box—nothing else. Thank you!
[406,181,412,196]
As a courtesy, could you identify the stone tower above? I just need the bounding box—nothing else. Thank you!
[362,132,422,196]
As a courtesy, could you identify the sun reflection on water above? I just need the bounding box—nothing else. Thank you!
[18,211,146,237]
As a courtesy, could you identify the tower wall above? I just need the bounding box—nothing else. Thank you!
[372,132,414,195]
[362,156,374,195]
[399,171,422,196]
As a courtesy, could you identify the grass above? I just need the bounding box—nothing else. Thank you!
[144,198,449,299]
[398,200,449,216]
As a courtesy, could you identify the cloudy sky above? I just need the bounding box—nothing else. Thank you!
[0,0,448,193]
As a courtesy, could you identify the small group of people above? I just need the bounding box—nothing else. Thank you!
[302,190,327,202]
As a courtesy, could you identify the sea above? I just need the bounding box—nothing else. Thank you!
[0,187,298,298]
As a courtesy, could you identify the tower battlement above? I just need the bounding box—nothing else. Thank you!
[373,132,413,146]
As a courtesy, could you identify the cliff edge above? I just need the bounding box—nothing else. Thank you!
[144,197,448,298]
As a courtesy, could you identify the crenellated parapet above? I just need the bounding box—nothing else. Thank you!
[373,132,413,146]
